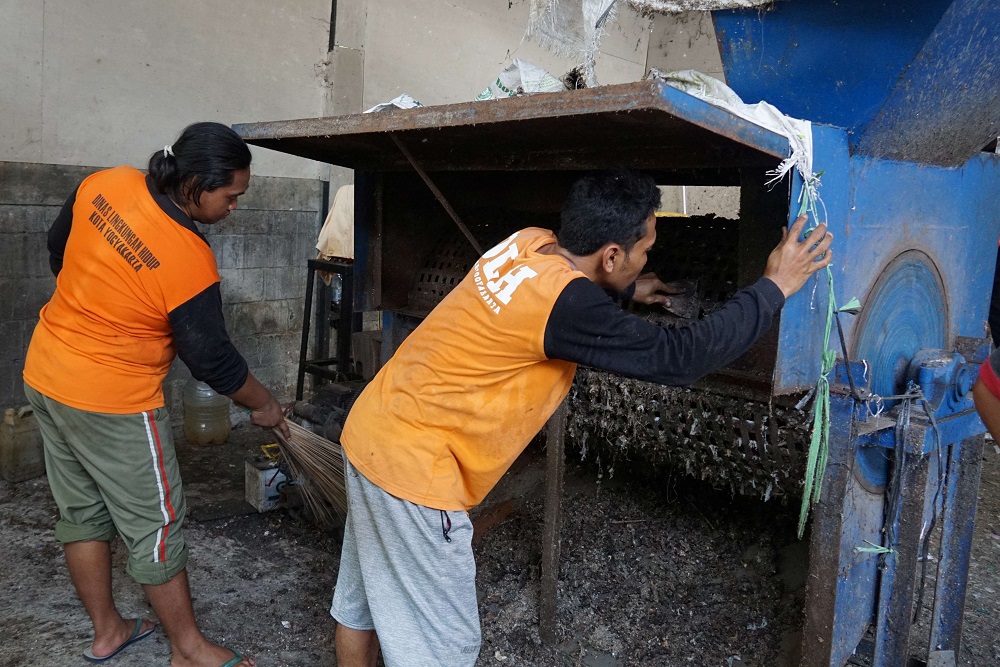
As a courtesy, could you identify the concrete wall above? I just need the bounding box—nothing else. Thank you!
[325,0,653,115]
[1,0,730,172]
[0,0,331,180]
[0,162,323,415]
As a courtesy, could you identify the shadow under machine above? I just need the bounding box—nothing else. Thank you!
[234,1,1000,663]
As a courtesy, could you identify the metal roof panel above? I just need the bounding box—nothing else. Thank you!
[233,80,789,172]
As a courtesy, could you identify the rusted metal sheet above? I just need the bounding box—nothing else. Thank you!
[233,80,789,172]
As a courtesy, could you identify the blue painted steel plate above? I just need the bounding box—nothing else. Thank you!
[853,250,948,399]
[852,250,947,489]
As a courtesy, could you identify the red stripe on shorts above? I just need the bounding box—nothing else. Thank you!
[148,411,176,563]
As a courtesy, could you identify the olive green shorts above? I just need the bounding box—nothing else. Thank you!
[24,384,188,586]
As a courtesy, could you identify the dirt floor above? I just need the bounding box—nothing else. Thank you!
[1,425,998,666]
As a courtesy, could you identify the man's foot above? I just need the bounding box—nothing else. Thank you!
[170,641,255,667]
[85,618,156,663]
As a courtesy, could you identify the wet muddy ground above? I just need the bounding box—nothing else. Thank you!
[1,425,998,666]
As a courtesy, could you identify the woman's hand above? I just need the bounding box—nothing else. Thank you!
[251,396,290,439]
[228,372,291,439]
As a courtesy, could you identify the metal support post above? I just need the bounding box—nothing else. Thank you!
[872,443,929,667]
[802,392,881,667]
[296,258,355,401]
[930,434,985,654]
[296,262,318,401]
[338,268,355,373]
[539,401,567,644]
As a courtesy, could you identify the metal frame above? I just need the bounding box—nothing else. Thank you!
[236,56,1000,664]
[295,258,356,401]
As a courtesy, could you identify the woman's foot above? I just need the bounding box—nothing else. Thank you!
[87,617,156,661]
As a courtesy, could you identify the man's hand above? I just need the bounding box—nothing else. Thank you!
[763,215,834,298]
[633,273,690,307]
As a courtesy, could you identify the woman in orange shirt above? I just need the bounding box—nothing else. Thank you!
[24,122,286,667]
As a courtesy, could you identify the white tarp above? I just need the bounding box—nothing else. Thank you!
[650,69,820,211]
[525,0,618,86]
[364,94,423,114]
[475,59,568,100]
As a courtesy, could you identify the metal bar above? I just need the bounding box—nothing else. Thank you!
[872,448,929,667]
[327,0,338,51]
[930,434,985,653]
[337,266,354,373]
[302,365,347,382]
[303,358,339,367]
[389,133,483,256]
[802,393,873,667]
[539,400,567,644]
[315,180,332,377]
[316,278,331,377]
[296,263,317,401]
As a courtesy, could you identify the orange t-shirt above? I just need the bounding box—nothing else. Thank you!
[341,228,585,510]
[23,167,220,413]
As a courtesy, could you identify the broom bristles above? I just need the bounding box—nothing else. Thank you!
[272,418,347,525]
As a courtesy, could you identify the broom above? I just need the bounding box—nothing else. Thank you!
[272,418,347,525]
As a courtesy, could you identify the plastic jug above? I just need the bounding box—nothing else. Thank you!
[182,379,231,445]
[1,407,45,482]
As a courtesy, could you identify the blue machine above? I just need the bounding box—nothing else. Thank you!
[712,2,1000,664]
[234,2,1000,663]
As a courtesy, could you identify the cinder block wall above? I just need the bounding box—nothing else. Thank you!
[0,161,322,417]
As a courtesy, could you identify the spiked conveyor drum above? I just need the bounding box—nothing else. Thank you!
[567,371,810,499]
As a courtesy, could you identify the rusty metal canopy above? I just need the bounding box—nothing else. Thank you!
[233,80,789,172]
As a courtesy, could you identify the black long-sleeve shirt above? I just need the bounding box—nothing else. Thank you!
[544,276,784,384]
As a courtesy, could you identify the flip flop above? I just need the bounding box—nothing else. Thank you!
[219,649,247,667]
[82,618,155,663]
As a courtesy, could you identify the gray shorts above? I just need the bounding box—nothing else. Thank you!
[330,454,481,666]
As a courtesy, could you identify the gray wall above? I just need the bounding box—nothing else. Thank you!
[0,162,323,414]
[0,0,331,180]
[323,0,653,118]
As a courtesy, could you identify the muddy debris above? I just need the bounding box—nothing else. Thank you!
[2,426,1000,666]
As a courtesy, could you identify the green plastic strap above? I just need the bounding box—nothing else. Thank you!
[854,539,895,555]
[795,175,856,539]
[839,297,861,312]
